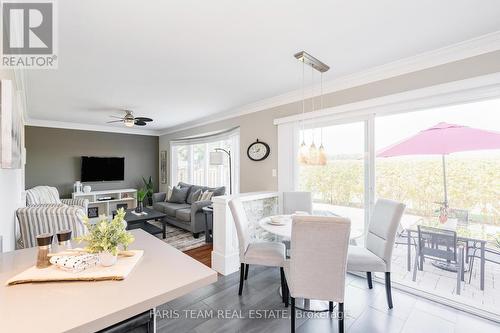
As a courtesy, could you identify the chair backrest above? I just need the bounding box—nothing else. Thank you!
[365,199,405,270]
[289,215,351,302]
[228,198,251,260]
[282,192,312,215]
[26,186,61,206]
[417,225,457,262]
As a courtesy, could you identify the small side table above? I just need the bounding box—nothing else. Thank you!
[202,206,213,243]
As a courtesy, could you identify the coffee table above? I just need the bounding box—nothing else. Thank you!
[123,207,167,239]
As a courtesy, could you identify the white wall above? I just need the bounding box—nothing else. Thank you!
[0,69,26,252]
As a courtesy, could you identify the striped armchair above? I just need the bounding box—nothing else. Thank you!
[16,186,89,249]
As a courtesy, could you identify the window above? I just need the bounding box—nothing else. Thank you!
[170,128,239,194]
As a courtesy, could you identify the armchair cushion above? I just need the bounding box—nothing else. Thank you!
[16,204,87,249]
[61,198,88,212]
[26,186,61,205]
[347,245,387,272]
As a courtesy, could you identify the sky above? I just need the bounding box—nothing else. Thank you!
[301,98,500,157]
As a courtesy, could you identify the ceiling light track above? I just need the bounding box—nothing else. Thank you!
[294,51,330,73]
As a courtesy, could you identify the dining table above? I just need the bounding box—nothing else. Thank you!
[404,218,490,290]
[258,214,363,312]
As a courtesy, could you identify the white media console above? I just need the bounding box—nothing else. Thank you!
[72,188,137,221]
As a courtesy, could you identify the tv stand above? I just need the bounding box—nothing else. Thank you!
[72,188,137,221]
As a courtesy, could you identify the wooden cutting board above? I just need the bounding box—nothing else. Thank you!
[6,250,144,285]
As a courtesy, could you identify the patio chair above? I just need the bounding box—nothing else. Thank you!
[467,243,500,284]
[413,225,465,295]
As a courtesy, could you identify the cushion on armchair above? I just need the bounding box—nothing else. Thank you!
[26,186,61,206]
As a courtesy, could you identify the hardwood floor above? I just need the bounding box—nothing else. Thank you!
[157,266,500,333]
[183,244,212,267]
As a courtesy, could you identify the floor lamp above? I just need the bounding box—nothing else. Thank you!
[209,148,232,195]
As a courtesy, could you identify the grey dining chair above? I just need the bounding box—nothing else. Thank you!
[283,215,351,333]
[413,225,465,295]
[282,192,312,215]
[229,198,286,298]
[347,198,405,309]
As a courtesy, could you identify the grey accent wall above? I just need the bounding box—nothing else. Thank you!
[25,127,159,198]
[159,50,500,193]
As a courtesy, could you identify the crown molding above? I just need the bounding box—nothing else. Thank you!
[25,117,160,136]
[159,30,500,136]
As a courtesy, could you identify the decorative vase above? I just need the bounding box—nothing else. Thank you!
[99,251,117,267]
[135,201,144,213]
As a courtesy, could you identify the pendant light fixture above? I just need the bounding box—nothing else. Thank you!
[317,72,327,166]
[295,51,330,166]
[298,60,309,165]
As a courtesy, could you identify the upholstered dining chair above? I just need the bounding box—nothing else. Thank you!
[282,192,312,215]
[347,198,405,309]
[229,198,286,297]
[283,216,351,333]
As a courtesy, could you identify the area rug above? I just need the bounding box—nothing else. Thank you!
[148,221,207,252]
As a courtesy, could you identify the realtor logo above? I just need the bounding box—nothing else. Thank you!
[1,0,57,68]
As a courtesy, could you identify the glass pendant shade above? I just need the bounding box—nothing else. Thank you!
[308,142,318,165]
[318,144,327,165]
[298,141,308,165]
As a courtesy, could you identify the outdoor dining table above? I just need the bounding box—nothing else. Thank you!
[404,219,489,290]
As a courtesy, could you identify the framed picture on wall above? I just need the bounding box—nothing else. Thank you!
[88,207,99,218]
[160,150,167,184]
[0,80,23,169]
[117,203,128,210]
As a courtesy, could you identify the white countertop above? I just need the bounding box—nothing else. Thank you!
[0,229,217,333]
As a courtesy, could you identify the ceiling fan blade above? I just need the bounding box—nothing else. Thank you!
[134,120,147,126]
[109,115,124,119]
[106,120,123,123]
[135,117,153,122]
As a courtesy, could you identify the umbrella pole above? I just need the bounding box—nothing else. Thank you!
[442,155,448,208]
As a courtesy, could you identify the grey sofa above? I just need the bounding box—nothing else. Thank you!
[152,182,225,238]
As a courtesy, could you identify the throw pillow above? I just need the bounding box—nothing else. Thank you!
[200,190,214,201]
[168,186,189,204]
[187,188,202,204]
[165,186,173,202]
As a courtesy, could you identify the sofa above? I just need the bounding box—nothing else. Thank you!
[152,182,225,238]
[16,186,89,249]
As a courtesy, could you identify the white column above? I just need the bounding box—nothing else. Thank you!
[211,195,240,275]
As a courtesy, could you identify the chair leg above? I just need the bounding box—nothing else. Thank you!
[366,272,373,289]
[245,264,249,280]
[329,301,334,313]
[338,302,344,333]
[385,272,393,309]
[284,277,289,308]
[238,263,245,296]
[291,297,295,333]
[280,267,286,303]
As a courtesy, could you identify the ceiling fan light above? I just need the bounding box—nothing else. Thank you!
[124,118,135,127]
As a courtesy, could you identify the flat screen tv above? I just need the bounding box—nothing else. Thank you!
[81,156,125,182]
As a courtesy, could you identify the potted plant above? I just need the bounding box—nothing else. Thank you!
[142,176,154,206]
[136,188,147,213]
[76,208,134,266]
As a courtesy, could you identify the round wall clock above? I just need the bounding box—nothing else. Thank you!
[247,139,270,161]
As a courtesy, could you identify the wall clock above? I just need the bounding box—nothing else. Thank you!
[247,139,270,161]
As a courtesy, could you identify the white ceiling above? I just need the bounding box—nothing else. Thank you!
[25,0,500,134]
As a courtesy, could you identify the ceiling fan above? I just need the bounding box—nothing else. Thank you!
[107,110,153,127]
